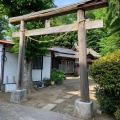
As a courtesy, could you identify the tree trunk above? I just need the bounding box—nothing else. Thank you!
[22,59,34,94]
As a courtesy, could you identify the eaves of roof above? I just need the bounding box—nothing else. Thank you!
[0,40,14,45]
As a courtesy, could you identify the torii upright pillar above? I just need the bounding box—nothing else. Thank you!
[10,20,28,103]
[74,10,93,119]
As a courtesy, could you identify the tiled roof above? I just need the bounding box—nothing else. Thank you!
[49,46,100,58]
[49,46,76,55]
[87,48,100,58]
[72,44,100,58]
[54,52,78,59]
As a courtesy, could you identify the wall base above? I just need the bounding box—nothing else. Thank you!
[0,84,5,92]
[74,99,93,119]
[10,89,28,103]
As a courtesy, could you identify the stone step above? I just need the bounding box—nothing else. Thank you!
[54,99,65,104]
[63,94,73,99]
[42,104,56,111]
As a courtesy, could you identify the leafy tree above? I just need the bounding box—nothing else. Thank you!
[53,31,77,48]
[86,0,120,55]
[0,0,54,17]
[98,0,120,56]
[0,14,8,39]
[86,9,107,52]
[0,0,55,92]
[51,13,77,48]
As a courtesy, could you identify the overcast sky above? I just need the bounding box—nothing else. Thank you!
[54,0,81,7]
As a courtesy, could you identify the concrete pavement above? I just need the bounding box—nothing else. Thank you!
[0,102,80,120]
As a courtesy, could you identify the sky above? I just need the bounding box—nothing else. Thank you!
[54,0,81,7]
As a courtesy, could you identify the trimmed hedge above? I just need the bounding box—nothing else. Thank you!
[89,50,120,114]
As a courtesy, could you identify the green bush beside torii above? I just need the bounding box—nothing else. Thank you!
[89,50,120,119]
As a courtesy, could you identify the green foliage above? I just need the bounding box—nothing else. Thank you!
[114,106,120,120]
[10,28,54,59]
[0,15,8,39]
[51,13,78,48]
[89,50,120,113]
[95,86,119,112]
[86,1,120,55]
[51,13,77,26]
[86,8,107,52]
[98,0,120,55]
[0,0,55,17]
[51,68,65,82]
[87,28,106,52]
[53,31,77,48]
[25,36,53,59]
[99,34,120,56]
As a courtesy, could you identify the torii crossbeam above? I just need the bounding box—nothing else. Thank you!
[9,0,108,119]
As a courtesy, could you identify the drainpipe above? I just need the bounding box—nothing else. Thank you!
[1,44,6,85]
[41,56,43,81]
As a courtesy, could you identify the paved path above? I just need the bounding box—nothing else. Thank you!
[0,102,80,120]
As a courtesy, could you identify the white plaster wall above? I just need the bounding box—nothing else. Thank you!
[4,52,51,82]
[3,52,18,84]
[32,55,51,81]
[2,46,51,83]
[42,56,51,79]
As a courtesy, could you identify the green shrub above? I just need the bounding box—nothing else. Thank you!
[114,107,120,120]
[51,68,58,81]
[51,68,65,83]
[89,50,120,113]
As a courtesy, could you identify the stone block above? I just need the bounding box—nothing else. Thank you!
[10,89,28,103]
[54,99,65,104]
[74,99,93,119]
[63,95,73,99]
[42,104,56,111]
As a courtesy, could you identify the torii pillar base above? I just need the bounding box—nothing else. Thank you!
[10,89,28,103]
[74,99,93,119]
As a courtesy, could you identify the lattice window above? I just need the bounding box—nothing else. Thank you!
[32,56,43,69]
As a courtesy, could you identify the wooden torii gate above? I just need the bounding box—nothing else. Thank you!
[9,0,108,118]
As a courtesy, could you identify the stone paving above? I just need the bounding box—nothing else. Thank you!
[0,102,80,120]
[63,94,73,99]
[54,99,65,104]
[41,94,74,111]
[42,103,57,111]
